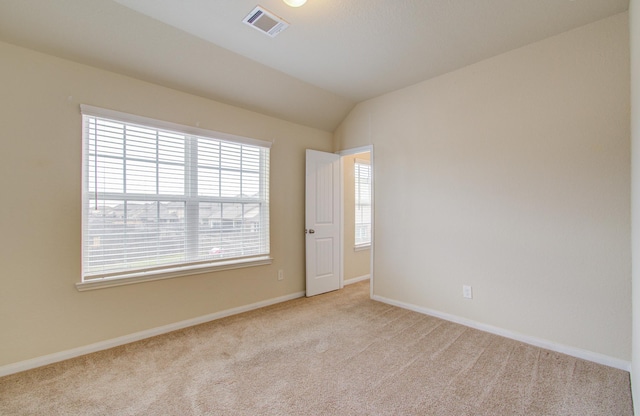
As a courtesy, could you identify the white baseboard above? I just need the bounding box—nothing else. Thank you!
[344,274,370,285]
[0,291,305,378]
[372,294,631,372]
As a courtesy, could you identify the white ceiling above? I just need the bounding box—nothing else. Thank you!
[0,0,629,132]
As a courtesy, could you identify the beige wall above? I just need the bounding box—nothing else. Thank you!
[342,152,371,281]
[335,13,631,361]
[0,41,333,367]
[630,0,640,412]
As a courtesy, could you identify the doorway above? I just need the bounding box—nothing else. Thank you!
[305,146,374,297]
[339,146,373,297]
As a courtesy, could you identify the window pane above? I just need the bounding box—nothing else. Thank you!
[355,161,371,246]
[196,202,265,260]
[158,132,185,163]
[90,155,124,193]
[198,139,220,167]
[85,200,188,276]
[220,169,241,198]
[157,202,186,262]
[220,142,242,170]
[126,160,157,194]
[242,171,260,197]
[159,163,184,195]
[91,119,124,157]
[241,203,263,255]
[198,167,220,197]
[242,147,260,170]
[126,126,157,160]
[199,202,223,258]
[85,199,126,275]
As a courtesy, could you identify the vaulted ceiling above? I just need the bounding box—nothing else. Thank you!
[0,0,629,131]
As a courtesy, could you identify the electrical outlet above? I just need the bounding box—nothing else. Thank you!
[278,270,284,281]
[463,285,473,299]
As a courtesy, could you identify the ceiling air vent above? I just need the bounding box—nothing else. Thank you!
[243,6,289,38]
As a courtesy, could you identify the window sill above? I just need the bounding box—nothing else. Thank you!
[76,256,273,291]
[354,244,371,252]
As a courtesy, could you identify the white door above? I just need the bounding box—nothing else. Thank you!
[305,149,341,297]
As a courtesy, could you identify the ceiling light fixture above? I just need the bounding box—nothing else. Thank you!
[283,0,307,7]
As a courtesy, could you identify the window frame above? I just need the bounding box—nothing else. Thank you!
[77,105,272,291]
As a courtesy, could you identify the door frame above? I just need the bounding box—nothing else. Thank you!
[337,145,374,299]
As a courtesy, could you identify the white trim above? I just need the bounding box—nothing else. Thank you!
[368,147,374,300]
[336,145,374,299]
[372,294,631,372]
[337,146,373,156]
[354,244,371,252]
[339,153,345,290]
[344,274,370,285]
[0,290,304,377]
[80,104,272,149]
[77,257,273,291]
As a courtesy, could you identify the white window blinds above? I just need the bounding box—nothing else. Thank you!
[354,159,371,247]
[81,105,270,282]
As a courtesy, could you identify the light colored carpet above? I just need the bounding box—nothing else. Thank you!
[0,281,633,415]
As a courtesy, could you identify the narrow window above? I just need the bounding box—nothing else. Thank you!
[81,105,270,285]
[354,159,371,248]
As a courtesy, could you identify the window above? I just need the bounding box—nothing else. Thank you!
[354,158,371,248]
[80,105,270,288]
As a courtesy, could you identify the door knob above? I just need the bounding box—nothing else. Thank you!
[307,229,315,234]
